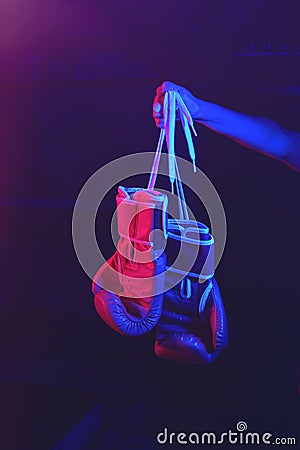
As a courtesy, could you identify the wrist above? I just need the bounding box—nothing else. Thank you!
[193,97,207,121]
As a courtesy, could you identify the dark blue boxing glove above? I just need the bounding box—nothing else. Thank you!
[155,219,228,364]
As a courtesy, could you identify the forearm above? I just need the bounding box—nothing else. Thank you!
[195,100,300,171]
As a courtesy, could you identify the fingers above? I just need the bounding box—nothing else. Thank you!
[153,106,164,127]
[156,118,165,128]
[153,106,164,128]
[156,84,163,96]
[153,81,182,128]
[153,102,162,114]
[153,97,164,128]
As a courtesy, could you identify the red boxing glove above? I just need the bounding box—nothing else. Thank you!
[93,186,168,336]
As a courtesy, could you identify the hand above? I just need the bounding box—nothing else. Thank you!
[152,81,202,128]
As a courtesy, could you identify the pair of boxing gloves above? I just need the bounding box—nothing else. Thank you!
[92,187,228,364]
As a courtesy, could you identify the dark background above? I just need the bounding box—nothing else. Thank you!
[0,1,299,448]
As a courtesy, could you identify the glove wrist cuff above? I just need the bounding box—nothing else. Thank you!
[166,219,215,281]
[116,186,168,247]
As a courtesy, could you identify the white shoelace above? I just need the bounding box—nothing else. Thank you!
[148,89,198,221]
